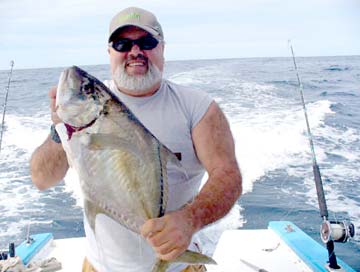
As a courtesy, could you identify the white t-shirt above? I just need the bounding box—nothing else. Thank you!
[62,79,213,271]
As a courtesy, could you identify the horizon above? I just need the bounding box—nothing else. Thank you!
[2,54,359,72]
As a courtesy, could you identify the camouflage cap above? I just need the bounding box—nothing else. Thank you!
[109,7,163,42]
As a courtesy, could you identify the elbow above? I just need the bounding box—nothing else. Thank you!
[31,171,51,191]
[30,158,59,191]
[31,170,63,191]
[233,169,243,200]
[33,181,48,191]
[230,163,243,200]
[236,173,243,198]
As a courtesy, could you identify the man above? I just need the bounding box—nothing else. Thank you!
[30,7,242,272]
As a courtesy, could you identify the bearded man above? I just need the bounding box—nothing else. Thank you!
[30,7,242,272]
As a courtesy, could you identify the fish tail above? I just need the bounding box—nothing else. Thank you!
[151,259,170,272]
[174,250,216,265]
[151,250,216,272]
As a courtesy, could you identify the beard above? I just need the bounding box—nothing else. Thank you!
[112,55,162,96]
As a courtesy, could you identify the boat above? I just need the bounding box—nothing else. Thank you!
[0,54,357,272]
[0,220,355,271]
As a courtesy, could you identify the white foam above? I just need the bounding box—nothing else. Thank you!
[1,114,50,153]
[0,113,59,242]
[230,100,332,192]
[228,95,360,240]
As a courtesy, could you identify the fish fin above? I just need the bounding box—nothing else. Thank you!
[151,259,170,272]
[84,199,98,232]
[87,133,145,162]
[84,199,108,233]
[87,133,135,150]
[173,250,217,265]
[151,251,216,272]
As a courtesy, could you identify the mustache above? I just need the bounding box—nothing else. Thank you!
[126,54,148,63]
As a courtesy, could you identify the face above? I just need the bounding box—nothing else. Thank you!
[108,26,165,96]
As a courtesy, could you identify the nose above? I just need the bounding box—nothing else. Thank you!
[128,44,142,56]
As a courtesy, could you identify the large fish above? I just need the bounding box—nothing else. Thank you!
[55,66,216,271]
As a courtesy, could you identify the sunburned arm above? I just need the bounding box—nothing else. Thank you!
[141,101,242,261]
[185,101,242,229]
[30,135,69,190]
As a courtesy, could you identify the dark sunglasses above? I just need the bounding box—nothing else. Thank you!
[110,35,159,52]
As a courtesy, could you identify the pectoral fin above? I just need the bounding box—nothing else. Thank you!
[87,133,132,150]
[86,133,143,159]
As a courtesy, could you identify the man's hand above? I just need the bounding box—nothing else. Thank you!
[49,86,62,124]
[140,208,197,261]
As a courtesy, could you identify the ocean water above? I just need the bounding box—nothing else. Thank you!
[0,56,359,270]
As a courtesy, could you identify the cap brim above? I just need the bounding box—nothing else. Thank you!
[109,24,160,42]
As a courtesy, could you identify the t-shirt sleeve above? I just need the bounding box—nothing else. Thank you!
[171,81,213,130]
[189,89,213,130]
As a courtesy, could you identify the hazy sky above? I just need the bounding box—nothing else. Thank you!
[1,0,359,70]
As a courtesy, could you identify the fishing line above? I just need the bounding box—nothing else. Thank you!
[288,41,329,219]
[288,41,354,270]
[0,60,15,153]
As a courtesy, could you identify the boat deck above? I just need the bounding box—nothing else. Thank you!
[17,221,355,271]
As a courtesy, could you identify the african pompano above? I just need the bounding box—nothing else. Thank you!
[55,66,216,271]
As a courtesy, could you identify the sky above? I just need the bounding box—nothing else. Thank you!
[0,0,359,70]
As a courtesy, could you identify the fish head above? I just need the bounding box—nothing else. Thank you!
[56,66,109,128]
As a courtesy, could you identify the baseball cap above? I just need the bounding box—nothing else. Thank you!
[109,7,164,42]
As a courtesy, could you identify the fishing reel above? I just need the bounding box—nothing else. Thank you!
[320,220,355,243]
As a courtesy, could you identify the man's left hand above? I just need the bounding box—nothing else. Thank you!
[140,208,196,261]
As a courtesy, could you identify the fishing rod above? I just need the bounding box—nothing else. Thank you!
[0,60,15,153]
[289,42,354,270]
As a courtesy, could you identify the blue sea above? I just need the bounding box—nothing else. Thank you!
[1,56,359,270]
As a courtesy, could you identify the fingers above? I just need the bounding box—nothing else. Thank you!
[147,232,187,261]
[140,218,165,239]
[157,248,184,261]
[48,86,62,124]
[48,86,57,99]
[48,86,57,111]
[141,212,194,261]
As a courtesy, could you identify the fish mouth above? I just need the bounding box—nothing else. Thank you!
[64,118,97,140]
[56,70,69,108]
[56,67,83,106]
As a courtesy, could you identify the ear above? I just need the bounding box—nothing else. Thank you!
[159,42,165,59]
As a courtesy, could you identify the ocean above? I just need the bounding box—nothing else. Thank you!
[0,56,359,270]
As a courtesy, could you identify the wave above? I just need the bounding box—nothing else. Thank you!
[324,65,352,72]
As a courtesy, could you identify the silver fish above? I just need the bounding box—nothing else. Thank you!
[55,66,216,271]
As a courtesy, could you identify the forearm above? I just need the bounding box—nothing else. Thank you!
[185,162,242,231]
[30,136,69,190]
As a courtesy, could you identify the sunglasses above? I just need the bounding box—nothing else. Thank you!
[110,35,159,52]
